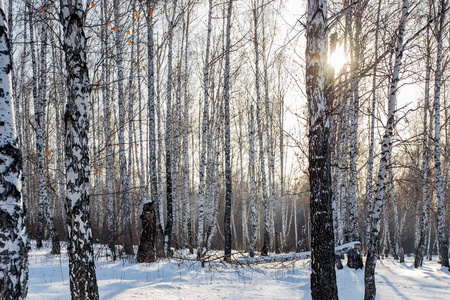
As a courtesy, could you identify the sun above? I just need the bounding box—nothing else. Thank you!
[328,45,347,74]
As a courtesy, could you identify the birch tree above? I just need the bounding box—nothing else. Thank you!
[223,0,233,263]
[0,8,28,299]
[347,0,367,243]
[26,2,43,248]
[163,0,177,257]
[253,2,270,256]
[137,0,157,263]
[33,1,60,255]
[365,1,409,299]
[60,0,99,298]
[113,0,133,255]
[197,0,213,261]
[182,6,193,254]
[100,0,116,261]
[249,104,258,257]
[414,0,433,269]
[389,159,404,262]
[306,0,338,299]
[433,0,449,268]
[366,0,382,249]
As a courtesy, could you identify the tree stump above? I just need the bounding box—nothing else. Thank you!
[347,249,363,270]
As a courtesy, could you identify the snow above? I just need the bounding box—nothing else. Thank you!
[27,242,450,299]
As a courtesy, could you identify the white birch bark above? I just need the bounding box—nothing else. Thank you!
[26,4,44,248]
[280,95,286,249]
[433,0,449,268]
[100,0,116,261]
[381,194,389,257]
[249,105,258,258]
[427,208,432,261]
[7,0,18,144]
[156,45,164,231]
[113,0,133,255]
[224,0,233,261]
[253,4,270,256]
[136,13,147,210]
[338,93,349,245]
[206,125,221,251]
[366,0,382,250]
[126,2,137,251]
[365,1,409,299]
[173,37,183,249]
[182,8,193,253]
[137,0,158,263]
[163,0,177,256]
[28,3,59,253]
[264,57,278,253]
[238,112,248,249]
[0,8,28,298]
[389,160,404,262]
[60,1,99,298]
[197,0,213,260]
[348,2,365,242]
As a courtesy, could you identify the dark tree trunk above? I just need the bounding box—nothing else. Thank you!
[306,1,338,299]
[137,202,157,263]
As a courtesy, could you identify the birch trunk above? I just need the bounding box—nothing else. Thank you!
[264,55,278,254]
[205,125,221,252]
[223,0,233,262]
[0,9,28,298]
[433,0,449,268]
[182,8,193,254]
[414,7,432,267]
[156,44,164,234]
[389,160,404,262]
[249,105,258,258]
[197,0,213,261]
[113,0,133,255]
[280,96,286,250]
[30,4,60,254]
[99,0,116,261]
[239,110,248,249]
[164,0,177,257]
[434,0,449,267]
[364,1,409,299]
[348,2,365,243]
[7,0,19,143]
[337,92,349,245]
[137,0,157,263]
[60,1,99,298]
[381,193,389,258]
[173,37,183,249]
[253,5,270,256]
[126,1,137,253]
[427,207,433,261]
[26,5,44,249]
[366,0,382,250]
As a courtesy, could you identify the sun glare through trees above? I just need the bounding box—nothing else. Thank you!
[0,0,449,299]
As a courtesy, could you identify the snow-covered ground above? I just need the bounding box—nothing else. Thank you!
[27,243,450,299]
